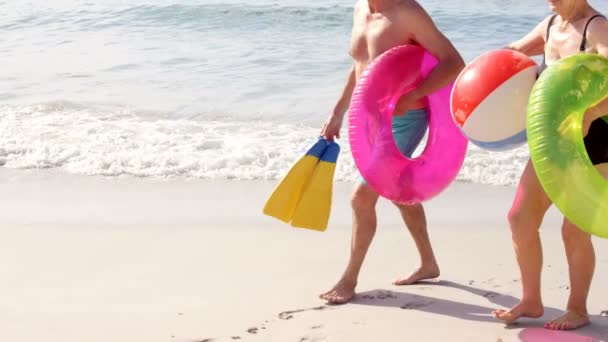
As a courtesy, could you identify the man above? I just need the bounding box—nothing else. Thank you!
[493,0,608,330]
[319,0,465,305]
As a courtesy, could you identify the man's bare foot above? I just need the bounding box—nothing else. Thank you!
[319,279,356,305]
[544,311,590,330]
[392,265,440,285]
[493,301,544,324]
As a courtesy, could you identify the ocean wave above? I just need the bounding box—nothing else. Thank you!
[0,101,528,186]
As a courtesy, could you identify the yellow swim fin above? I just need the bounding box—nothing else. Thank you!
[263,138,329,223]
[291,141,340,231]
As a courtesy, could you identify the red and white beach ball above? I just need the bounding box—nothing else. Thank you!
[450,49,537,151]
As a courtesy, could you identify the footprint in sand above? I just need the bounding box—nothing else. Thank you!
[296,324,327,342]
[376,291,397,300]
[481,277,496,285]
[218,307,329,340]
[278,306,329,320]
[361,291,397,300]
[299,337,327,342]
[401,300,433,310]
[483,291,499,298]
[299,330,327,342]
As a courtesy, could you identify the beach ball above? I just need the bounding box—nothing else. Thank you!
[450,49,538,151]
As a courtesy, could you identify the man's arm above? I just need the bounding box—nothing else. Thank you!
[320,2,362,140]
[400,2,464,101]
[331,0,364,118]
[320,63,356,140]
[332,65,357,118]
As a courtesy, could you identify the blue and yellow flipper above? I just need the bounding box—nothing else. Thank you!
[263,138,329,223]
[290,141,340,232]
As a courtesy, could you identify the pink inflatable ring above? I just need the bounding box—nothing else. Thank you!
[348,45,468,204]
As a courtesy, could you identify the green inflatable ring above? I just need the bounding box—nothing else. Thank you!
[527,53,608,238]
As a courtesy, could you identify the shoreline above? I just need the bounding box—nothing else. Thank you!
[2,167,608,341]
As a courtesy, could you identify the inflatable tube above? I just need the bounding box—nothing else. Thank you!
[527,53,608,238]
[348,45,468,204]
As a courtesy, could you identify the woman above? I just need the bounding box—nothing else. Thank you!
[493,0,608,331]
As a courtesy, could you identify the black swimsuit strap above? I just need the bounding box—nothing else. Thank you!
[546,14,558,41]
[542,15,558,67]
[580,14,606,51]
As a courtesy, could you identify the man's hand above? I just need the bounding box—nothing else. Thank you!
[393,90,422,116]
[320,113,344,140]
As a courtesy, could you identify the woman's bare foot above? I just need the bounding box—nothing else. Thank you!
[319,279,357,305]
[493,301,544,324]
[393,264,440,285]
[544,311,590,330]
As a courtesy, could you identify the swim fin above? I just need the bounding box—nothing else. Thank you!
[263,138,329,223]
[291,141,340,231]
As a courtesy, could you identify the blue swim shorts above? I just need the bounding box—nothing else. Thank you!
[359,108,429,185]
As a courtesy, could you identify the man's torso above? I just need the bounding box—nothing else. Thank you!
[349,0,415,79]
[349,0,426,109]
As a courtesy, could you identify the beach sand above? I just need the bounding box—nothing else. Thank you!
[1,167,608,342]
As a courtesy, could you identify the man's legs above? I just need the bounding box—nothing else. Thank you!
[494,159,552,323]
[392,202,440,285]
[320,182,379,304]
[389,109,438,285]
[320,108,430,301]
